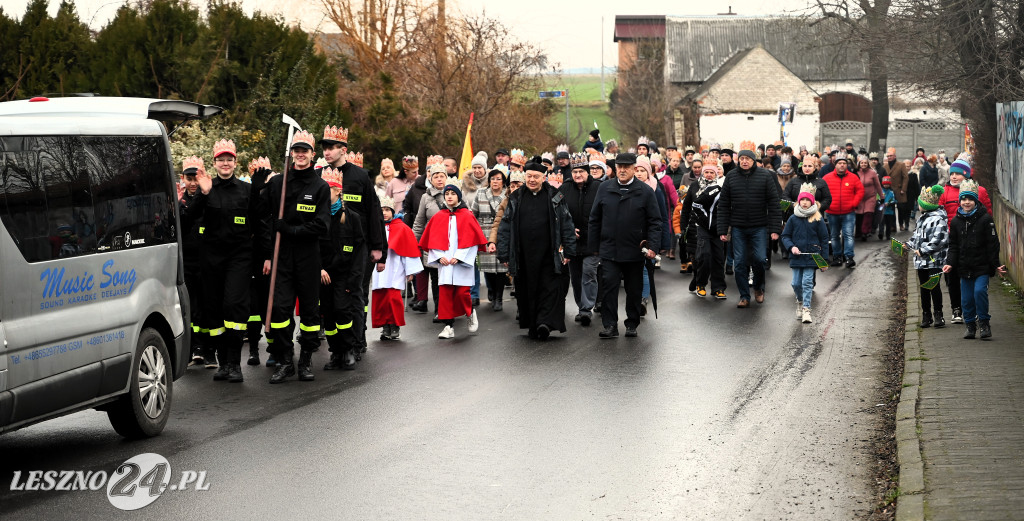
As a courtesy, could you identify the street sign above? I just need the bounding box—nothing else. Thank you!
[538,90,567,99]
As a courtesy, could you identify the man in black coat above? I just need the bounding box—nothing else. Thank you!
[588,153,662,338]
[717,149,782,308]
[559,153,600,325]
[496,162,576,339]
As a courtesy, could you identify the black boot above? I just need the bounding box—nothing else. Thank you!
[297,350,315,381]
[933,310,945,328]
[269,351,295,383]
[227,364,243,383]
[979,319,992,339]
[247,344,260,366]
[920,310,933,328]
[213,364,230,381]
[963,322,977,339]
[342,348,357,370]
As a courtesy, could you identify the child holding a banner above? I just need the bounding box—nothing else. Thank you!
[905,185,949,328]
[781,184,830,324]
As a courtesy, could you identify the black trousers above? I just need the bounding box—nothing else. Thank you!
[201,250,250,366]
[917,268,944,314]
[269,249,321,357]
[945,266,962,311]
[599,259,644,330]
[184,266,203,355]
[897,202,911,229]
[247,271,270,348]
[320,273,361,355]
[483,272,506,301]
[356,251,372,348]
[694,229,726,292]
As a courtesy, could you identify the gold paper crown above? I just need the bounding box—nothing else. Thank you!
[702,157,719,169]
[510,148,526,166]
[541,152,555,162]
[570,152,589,170]
[213,139,236,157]
[637,135,649,146]
[402,155,419,167]
[510,171,526,184]
[378,194,395,210]
[247,156,271,174]
[323,125,349,144]
[320,167,343,188]
[667,150,682,160]
[588,150,606,164]
[182,156,204,172]
[291,130,315,149]
[739,140,757,152]
[346,152,364,167]
[650,152,663,165]
[426,155,446,175]
[556,144,569,154]
[381,158,395,170]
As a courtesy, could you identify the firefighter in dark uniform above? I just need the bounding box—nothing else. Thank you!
[318,126,386,357]
[177,156,208,367]
[318,168,365,370]
[245,157,274,366]
[189,139,260,382]
[261,130,331,383]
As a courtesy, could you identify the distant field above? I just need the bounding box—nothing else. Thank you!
[539,74,620,148]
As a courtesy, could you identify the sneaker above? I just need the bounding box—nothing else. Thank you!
[830,256,843,267]
[951,308,964,323]
[801,307,812,323]
[188,354,205,367]
[696,286,707,297]
[712,290,726,300]
[389,326,401,340]
[438,325,455,339]
[467,310,479,332]
[599,326,619,338]
[624,327,638,338]
[204,356,218,369]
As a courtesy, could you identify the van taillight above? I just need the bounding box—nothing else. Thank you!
[29,97,49,102]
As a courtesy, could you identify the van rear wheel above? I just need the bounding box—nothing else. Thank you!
[107,328,172,438]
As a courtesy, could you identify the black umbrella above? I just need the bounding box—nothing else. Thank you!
[640,240,658,318]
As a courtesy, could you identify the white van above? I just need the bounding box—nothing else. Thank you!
[0,97,221,437]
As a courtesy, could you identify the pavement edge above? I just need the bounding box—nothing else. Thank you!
[895,258,925,521]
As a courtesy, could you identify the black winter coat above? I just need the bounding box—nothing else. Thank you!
[188,175,260,256]
[946,206,1001,279]
[496,184,577,276]
[559,176,599,248]
[335,161,386,254]
[683,181,722,233]
[319,207,365,288]
[587,178,662,262]
[717,165,783,235]
[784,174,833,214]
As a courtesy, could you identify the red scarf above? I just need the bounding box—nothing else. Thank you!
[418,207,487,251]
[386,219,421,257]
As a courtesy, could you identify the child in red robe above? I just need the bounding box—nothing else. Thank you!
[371,196,423,340]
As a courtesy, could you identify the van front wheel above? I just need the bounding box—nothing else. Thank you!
[107,328,172,438]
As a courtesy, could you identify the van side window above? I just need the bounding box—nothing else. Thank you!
[0,135,174,262]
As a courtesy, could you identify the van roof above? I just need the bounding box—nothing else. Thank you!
[0,97,223,121]
[0,116,165,137]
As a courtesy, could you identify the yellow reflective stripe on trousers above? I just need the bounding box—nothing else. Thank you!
[271,319,291,329]
[191,325,200,333]
[323,328,338,336]
[266,338,274,344]
[299,323,320,332]
[248,315,262,322]
[337,321,353,330]
[363,305,369,312]
[208,327,226,337]
[224,321,246,331]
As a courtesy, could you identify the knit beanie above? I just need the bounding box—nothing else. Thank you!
[471,151,488,168]
[949,158,972,178]
[918,184,944,211]
[958,179,980,202]
[797,182,816,205]
[882,176,892,187]
[635,155,652,173]
[737,149,757,162]
[443,183,463,202]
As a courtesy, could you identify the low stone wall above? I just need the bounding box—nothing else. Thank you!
[993,194,1024,287]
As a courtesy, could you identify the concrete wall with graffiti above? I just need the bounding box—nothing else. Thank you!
[995,101,1024,285]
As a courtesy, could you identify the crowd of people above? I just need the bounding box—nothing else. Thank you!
[176,126,1007,384]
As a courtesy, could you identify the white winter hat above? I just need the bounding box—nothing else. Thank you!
[471,151,488,168]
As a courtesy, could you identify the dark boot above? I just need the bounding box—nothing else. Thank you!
[933,310,945,328]
[212,345,230,380]
[920,310,933,328]
[247,344,260,365]
[227,364,243,383]
[269,351,295,383]
[979,319,992,339]
[297,350,315,381]
[963,322,977,339]
[342,348,357,370]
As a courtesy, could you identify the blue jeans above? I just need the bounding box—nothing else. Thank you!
[471,266,480,300]
[642,266,650,299]
[731,226,767,300]
[791,267,815,308]
[960,275,990,323]
[828,212,856,259]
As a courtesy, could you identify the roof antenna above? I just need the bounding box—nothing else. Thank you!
[718,6,737,15]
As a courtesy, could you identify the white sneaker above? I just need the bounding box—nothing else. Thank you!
[467,310,479,333]
[438,325,454,339]
[801,307,812,323]
[796,301,803,320]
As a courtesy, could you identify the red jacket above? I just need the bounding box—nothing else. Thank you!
[823,169,864,215]
[938,183,992,228]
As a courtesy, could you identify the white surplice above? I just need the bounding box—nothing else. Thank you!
[425,213,477,287]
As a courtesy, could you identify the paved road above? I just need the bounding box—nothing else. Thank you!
[0,241,899,520]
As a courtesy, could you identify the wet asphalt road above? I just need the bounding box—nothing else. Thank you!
[0,239,900,520]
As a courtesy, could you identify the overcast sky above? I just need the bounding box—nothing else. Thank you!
[1,0,812,72]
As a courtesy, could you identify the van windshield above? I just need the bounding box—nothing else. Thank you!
[0,136,175,262]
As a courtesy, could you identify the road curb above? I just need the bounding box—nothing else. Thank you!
[895,258,925,521]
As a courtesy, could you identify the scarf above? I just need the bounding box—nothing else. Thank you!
[957,206,977,218]
[330,199,343,215]
[793,203,817,219]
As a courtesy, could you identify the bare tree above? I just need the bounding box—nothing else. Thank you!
[319,0,427,77]
[609,40,667,148]
[811,0,893,153]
